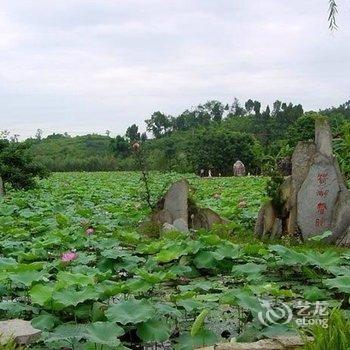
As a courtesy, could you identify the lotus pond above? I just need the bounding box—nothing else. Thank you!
[0,172,349,349]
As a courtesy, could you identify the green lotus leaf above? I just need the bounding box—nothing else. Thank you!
[31,314,58,331]
[106,299,155,325]
[324,276,350,294]
[30,283,55,306]
[52,286,100,307]
[136,319,171,342]
[193,251,217,269]
[86,322,124,347]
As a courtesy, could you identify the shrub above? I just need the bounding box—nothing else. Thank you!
[0,140,48,192]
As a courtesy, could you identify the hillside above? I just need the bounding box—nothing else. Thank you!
[27,100,350,175]
[29,134,117,172]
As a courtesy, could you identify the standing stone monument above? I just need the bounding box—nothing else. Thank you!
[297,164,339,239]
[255,118,350,246]
[142,179,227,234]
[233,160,246,177]
[163,180,189,229]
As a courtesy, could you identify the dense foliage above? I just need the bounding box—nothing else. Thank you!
[0,139,47,192]
[0,172,349,349]
[26,134,118,172]
[26,100,350,177]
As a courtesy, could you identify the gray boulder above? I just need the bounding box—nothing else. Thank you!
[0,319,41,345]
[144,179,227,235]
[163,180,189,227]
[173,218,189,233]
[233,160,246,176]
[297,163,339,239]
[162,222,177,233]
[192,207,228,230]
[255,119,350,245]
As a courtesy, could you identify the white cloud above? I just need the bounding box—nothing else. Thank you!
[0,0,349,139]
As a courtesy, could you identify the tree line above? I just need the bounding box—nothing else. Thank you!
[0,99,349,192]
[112,99,350,176]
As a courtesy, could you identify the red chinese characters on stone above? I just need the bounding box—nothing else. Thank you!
[315,218,326,228]
[316,189,329,197]
[314,172,330,229]
[316,202,327,215]
[317,172,328,185]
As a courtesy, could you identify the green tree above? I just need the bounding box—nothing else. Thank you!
[126,124,140,142]
[111,135,130,158]
[253,101,261,116]
[272,100,282,116]
[202,100,225,122]
[286,112,316,148]
[245,99,255,115]
[35,129,43,141]
[145,111,173,138]
[0,139,48,192]
[140,132,148,142]
[195,105,212,127]
[190,127,260,175]
[230,98,245,117]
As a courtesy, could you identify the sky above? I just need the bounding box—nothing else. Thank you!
[0,0,349,139]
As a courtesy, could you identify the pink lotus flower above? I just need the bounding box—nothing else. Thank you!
[61,251,78,263]
[85,227,95,236]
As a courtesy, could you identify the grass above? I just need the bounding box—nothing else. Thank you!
[302,309,350,350]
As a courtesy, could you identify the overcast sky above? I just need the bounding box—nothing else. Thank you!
[0,0,349,139]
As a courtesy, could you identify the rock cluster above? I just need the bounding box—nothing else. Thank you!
[145,179,227,234]
[255,118,350,245]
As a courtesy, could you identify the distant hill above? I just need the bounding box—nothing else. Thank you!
[29,134,118,172]
[25,99,350,175]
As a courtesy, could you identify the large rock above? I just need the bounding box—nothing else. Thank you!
[191,208,228,230]
[216,340,283,350]
[199,335,311,350]
[173,218,189,233]
[0,319,41,345]
[233,160,246,177]
[143,179,227,235]
[257,201,278,238]
[330,191,350,245]
[255,119,350,245]
[162,222,177,232]
[152,209,172,226]
[315,118,333,158]
[291,142,316,199]
[329,162,350,245]
[163,180,189,229]
[287,142,316,236]
[297,163,340,239]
